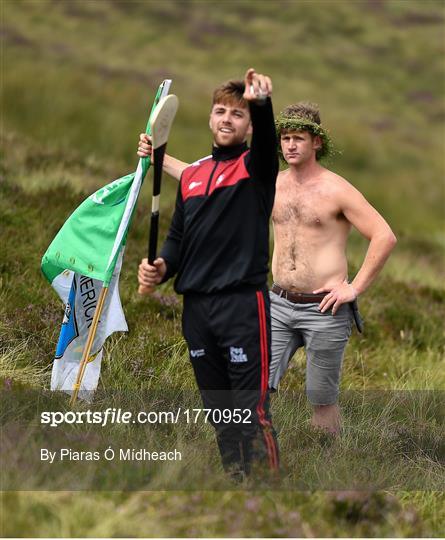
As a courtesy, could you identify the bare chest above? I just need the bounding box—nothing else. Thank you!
[272,183,340,229]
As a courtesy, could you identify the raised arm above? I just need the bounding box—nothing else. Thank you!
[242,68,278,184]
[137,133,188,181]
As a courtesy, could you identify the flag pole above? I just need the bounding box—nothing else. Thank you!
[64,80,171,406]
[68,81,172,406]
[70,285,109,407]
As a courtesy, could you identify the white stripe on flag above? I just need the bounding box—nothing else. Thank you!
[51,250,127,400]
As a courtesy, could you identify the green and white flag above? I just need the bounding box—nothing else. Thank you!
[47,252,127,400]
[41,80,171,398]
[42,169,142,287]
[42,163,145,399]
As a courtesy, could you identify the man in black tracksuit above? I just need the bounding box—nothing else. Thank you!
[138,68,279,477]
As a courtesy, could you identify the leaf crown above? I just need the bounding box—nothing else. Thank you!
[275,114,336,161]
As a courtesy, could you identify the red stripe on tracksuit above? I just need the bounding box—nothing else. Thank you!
[256,291,279,471]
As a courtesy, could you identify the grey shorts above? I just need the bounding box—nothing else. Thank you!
[269,290,353,405]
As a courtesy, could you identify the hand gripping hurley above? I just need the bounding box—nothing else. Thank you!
[139,94,179,295]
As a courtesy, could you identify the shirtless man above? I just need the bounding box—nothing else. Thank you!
[137,102,397,436]
[270,102,396,434]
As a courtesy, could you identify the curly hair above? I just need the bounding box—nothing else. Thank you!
[281,102,321,125]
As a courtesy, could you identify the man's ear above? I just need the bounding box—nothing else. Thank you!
[313,135,322,150]
[247,122,253,137]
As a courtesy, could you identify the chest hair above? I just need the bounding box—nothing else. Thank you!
[273,179,341,228]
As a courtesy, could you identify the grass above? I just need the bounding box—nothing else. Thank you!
[1,0,445,537]
[2,383,442,491]
[1,490,444,537]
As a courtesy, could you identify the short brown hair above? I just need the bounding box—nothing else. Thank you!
[280,102,321,127]
[212,80,247,108]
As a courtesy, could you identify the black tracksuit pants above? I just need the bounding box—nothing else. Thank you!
[182,285,279,475]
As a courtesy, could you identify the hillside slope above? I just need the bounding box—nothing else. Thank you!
[1,0,444,537]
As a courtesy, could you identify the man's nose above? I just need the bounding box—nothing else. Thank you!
[221,112,232,123]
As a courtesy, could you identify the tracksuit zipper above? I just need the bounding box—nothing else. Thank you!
[205,161,219,196]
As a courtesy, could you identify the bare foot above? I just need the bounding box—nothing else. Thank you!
[310,404,341,436]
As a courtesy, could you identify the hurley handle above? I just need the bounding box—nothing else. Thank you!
[139,94,179,296]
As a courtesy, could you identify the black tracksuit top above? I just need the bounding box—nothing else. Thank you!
[160,98,278,294]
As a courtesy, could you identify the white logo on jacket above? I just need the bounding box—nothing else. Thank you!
[188,181,203,190]
[216,174,225,185]
[190,349,205,358]
[230,347,248,363]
